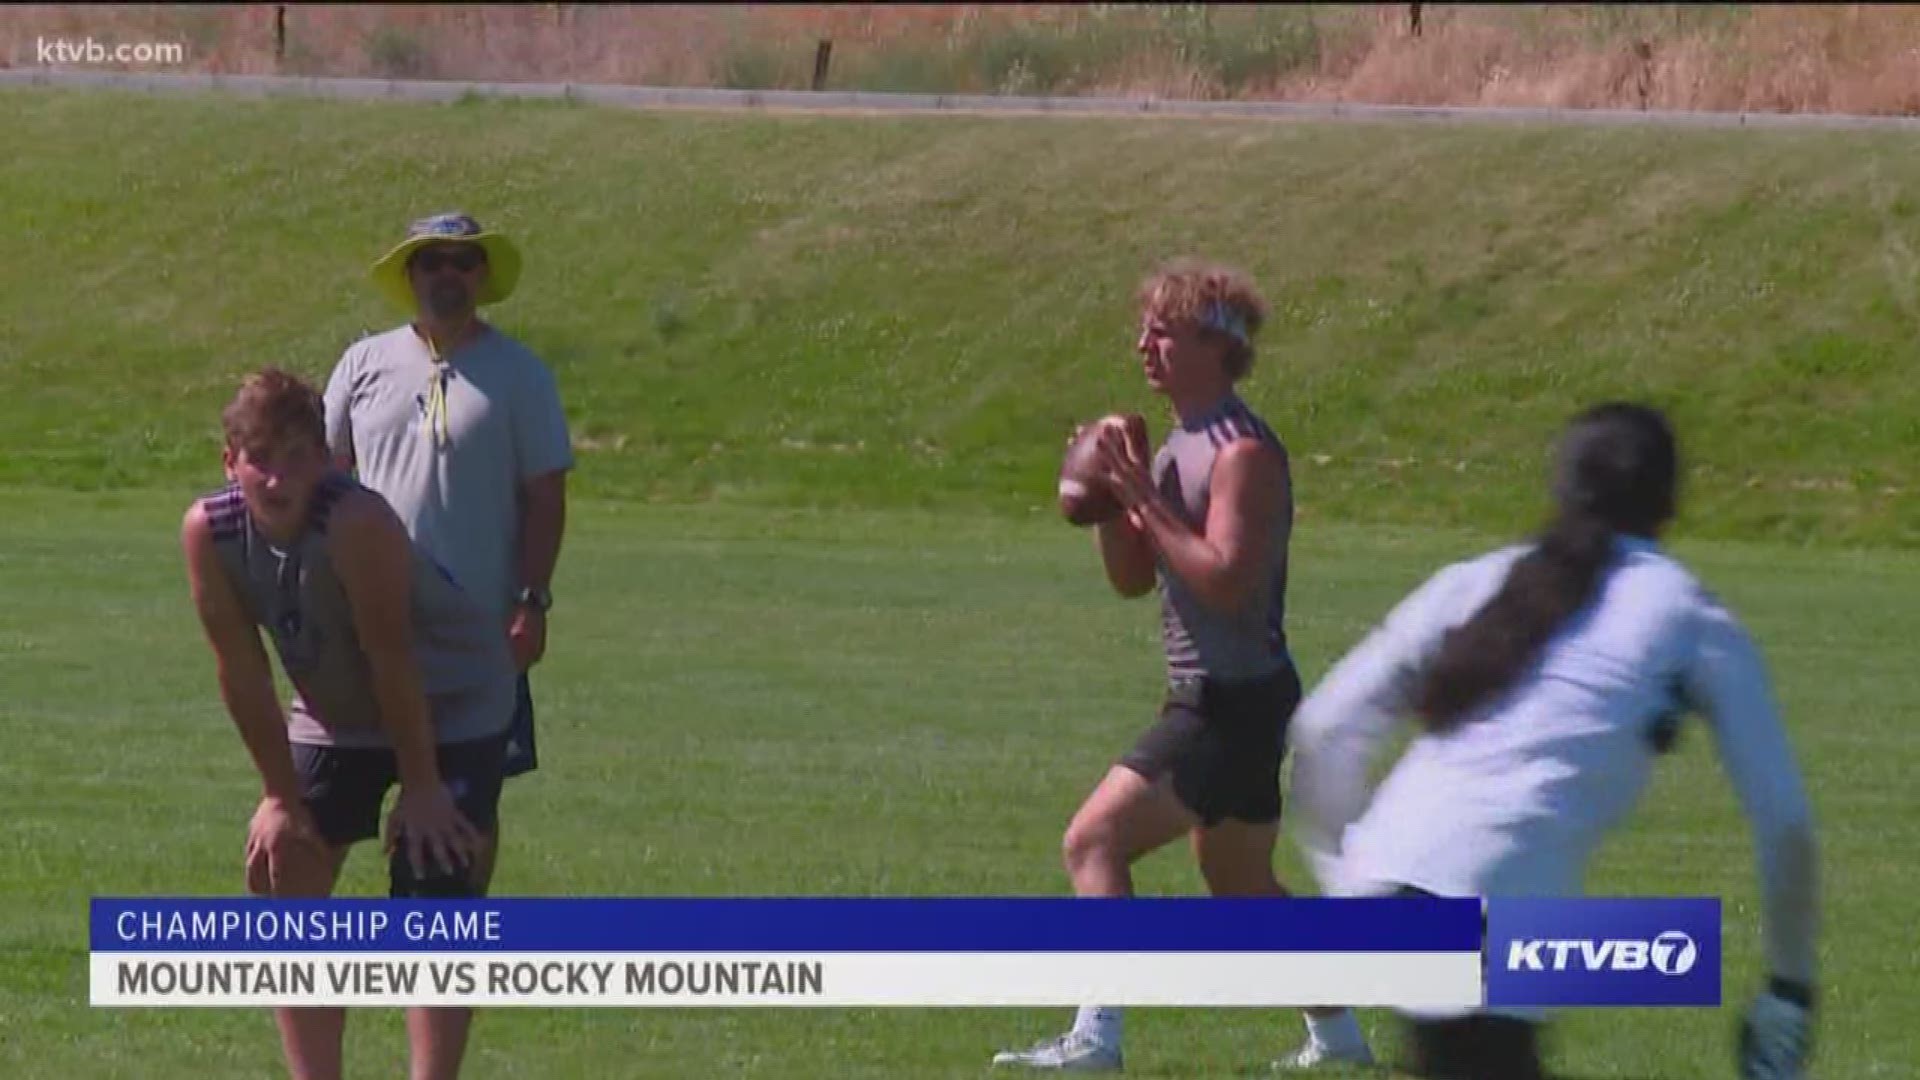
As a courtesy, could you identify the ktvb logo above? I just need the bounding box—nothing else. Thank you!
[1505,930,1698,975]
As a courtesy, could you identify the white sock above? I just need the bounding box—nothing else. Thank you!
[1073,1005,1123,1045]
[1304,1009,1365,1053]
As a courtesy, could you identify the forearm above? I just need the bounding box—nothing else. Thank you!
[1694,612,1821,988]
[1286,621,1424,894]
[1756,822,1819,986]
[217,668,303,805]
[517,482,566,592]
[1288,736,1367,893]
[1131,495,1241,610]
[1289,691,1396,892]
[369,667,441,790]
[1095,516,1155,596]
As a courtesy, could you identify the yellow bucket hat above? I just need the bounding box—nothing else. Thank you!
[368,211,522,313]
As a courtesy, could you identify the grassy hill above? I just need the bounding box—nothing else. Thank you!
[3,88,1917,545]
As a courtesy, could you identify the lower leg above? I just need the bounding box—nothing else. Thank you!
[1057,769,1197,1044]
[407,1007,475,1080]
[259,841,350,1079]
[275,1008,348,1080]
[1194,820,1368,1055]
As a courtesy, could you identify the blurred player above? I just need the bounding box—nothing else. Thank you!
[325,211,573,893]
[182,368,517,1080]
[994,260,1373,1071]
[1288,403,1819,1079]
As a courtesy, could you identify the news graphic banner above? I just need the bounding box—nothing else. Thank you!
[90,897,1720,1009]
[93,897,1480,1008]
[1485,897,1722,1008]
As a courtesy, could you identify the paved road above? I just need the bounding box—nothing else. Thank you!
[7,68,1920,131]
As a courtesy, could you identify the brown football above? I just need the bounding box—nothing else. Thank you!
[1058,413,1148,527]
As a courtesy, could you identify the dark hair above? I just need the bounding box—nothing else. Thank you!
[1413,403,1679,731]
[222,367,326,451]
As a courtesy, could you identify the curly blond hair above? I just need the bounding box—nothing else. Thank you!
[1137,258,1270,380]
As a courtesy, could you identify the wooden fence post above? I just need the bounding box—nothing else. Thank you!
[812,39,833,91]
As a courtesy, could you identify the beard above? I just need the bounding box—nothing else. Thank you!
[424,278,474,320]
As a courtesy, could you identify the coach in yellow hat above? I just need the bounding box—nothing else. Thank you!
[368,210,523,313]
[325,211,574,988]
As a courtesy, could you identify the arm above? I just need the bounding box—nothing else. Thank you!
[322,350,357,473]
[507,469,567,671]
[1089,419,1156,598]
[328,494,439,793]
[517,470,567,599]
[1095,513,1156,598]
[1288,569,1458,893]
[182,504,304,805]
[1685,593,1819,989]
[1101,433,1284,614]
[508,358,575,668]
[328,494,480,871]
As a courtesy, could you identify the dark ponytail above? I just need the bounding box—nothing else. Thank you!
[1414,403,1679,732]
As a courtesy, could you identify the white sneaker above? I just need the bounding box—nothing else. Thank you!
[1271,1037,1375,1071]
[992,1031,1124,1071]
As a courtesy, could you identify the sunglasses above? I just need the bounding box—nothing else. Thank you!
[412,248,485,274]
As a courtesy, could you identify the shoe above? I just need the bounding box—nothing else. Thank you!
[992,1031,1124,1071]
[1271,1037,1375,1071]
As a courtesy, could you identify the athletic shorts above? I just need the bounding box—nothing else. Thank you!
[1117,664,1301,827]
[1404,1015,1546,1080]
[291,733,507,897]
[1387,885,1547,1079]
[503,673,538,779]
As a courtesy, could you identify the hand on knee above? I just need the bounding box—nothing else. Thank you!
[245,845,273,897]
[249,832,323,897]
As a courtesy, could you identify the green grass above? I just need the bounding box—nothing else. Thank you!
[4,89,1920,546]
[2,489,1916,1078]
[3,85,1918,1076]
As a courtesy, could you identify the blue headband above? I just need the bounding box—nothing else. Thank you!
[1200,302,1250,346]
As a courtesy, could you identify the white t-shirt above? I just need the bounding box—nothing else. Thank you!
[323,324,573,619]
[1289,535,1817,992]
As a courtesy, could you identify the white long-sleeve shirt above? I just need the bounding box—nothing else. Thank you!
[1289,536,1818,988]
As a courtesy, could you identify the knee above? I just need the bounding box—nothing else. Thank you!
[389,847,484,900]
[245,845,272,898]
[1061,819,1122,877]
[248,836,335,899]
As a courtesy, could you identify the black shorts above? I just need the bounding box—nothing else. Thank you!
[1404,1015,1546,1080]
[1386,885,1546,1080]
[503,673,537,779]
[1117,665,1301,827]
[291,733,507,896]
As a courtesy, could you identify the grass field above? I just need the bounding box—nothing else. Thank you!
[3,489,1917,1078]
[5,89,1920,546]
[5,85,1920,1077]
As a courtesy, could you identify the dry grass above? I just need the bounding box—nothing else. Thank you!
[3,4,1920,115]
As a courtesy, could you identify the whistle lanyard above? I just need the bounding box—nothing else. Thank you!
[421,332,452,449]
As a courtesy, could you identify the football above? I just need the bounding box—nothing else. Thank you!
[1058,413,1148,527]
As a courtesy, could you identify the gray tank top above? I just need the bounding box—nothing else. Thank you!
[202,474,515,748]
[1152,394,1294,681]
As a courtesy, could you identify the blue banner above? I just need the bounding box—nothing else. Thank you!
[92,897,1480,953]
[1484,897,1721,1007]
